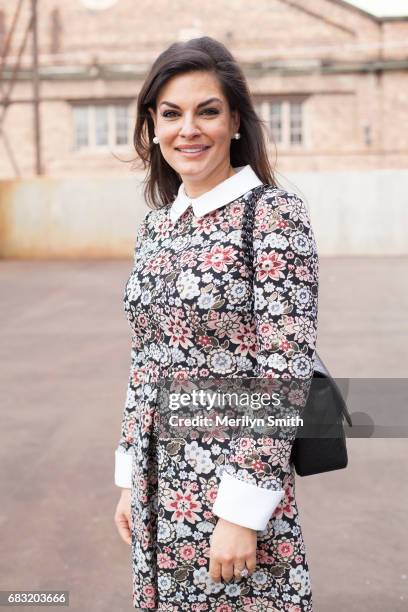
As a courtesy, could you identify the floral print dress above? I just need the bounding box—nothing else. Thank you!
[115,174,319,612]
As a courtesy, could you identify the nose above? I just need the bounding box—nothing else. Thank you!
[178,113,201,139]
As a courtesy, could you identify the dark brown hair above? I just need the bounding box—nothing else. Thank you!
[133,36,278,209]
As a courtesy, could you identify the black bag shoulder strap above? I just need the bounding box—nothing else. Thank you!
[241,184,267,282]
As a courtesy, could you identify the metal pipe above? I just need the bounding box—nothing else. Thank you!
[31,0,42,175]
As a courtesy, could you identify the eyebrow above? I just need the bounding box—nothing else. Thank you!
[159,97,223,109]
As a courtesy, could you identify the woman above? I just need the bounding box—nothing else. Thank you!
[113,36,318,612]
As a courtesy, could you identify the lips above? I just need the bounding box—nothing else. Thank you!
[175,145,210,152]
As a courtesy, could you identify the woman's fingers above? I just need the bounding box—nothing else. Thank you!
[208,558,222,583]
[210,556,256,583]
[245,555,257,576]
[114,511,132,545]
[208,519,257,582]
[233,560,247,581]
[233,553,256,580]
[221,560,234,582]
[114,494,132,546]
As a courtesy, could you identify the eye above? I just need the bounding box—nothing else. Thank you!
[161,107,220,118]
[202,108,220,115]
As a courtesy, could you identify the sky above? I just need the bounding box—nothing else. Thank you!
[342,0,408,16]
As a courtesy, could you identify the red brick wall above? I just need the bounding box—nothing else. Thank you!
[0,0,407,177]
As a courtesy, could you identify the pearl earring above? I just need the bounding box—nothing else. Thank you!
[234,132,241,140]
[153,135,159,144]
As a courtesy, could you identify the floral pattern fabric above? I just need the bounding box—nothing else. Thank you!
[117,184,319,611]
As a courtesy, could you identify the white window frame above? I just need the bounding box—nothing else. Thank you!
[289,101,303,146]
[255,98,306,148]
[72,103,131,152]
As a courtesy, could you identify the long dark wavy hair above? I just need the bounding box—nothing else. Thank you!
[133,36,278,209]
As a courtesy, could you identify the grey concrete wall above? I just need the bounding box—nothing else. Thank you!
[0,174,149,258]
[277,169,408,256]
[1,170,407,257]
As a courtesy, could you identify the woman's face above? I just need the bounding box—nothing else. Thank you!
[148,71,239,189]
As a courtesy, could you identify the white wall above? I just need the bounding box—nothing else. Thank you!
[278,170,408,256]
[1,171,407,257]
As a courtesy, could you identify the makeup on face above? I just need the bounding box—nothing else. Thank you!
[151,72,239,196]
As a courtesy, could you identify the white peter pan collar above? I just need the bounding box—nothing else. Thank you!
[169,164,263,224]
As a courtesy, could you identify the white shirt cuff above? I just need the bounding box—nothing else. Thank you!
[114,449,133,488]
[212,472,285,531]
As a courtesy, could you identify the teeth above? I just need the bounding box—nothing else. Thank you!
[179,147,207,152]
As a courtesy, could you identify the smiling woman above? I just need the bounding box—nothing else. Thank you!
[114,35,318,612]
[145,71,241,200]
[132,38,274,209]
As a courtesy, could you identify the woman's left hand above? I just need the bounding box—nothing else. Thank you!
[208,517,257,582]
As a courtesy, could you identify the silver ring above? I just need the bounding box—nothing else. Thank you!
[240,567,249,578]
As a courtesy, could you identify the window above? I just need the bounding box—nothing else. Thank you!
[269,102,283,144]
[95,106,108,146]
[73,106,89,149]
[289,102,303,145]
[115,106,129,145]
[255,98,305,148]
[72,103,130,150]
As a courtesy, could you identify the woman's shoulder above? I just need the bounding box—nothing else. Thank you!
[138,205,170,239]
[257,183,311,217]
[259,183,307,202]
[140,206,163,229]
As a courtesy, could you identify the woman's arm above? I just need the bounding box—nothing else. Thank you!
[114,212,151,545]
[212,187,319,530]
[114,211,152,489]
[114,334,141,488]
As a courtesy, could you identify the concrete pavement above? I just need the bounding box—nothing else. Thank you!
[0,257,407,611]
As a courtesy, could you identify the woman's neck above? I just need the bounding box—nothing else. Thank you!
[182,164,236,199]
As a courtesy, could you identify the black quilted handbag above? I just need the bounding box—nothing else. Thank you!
[242,184,352,476]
